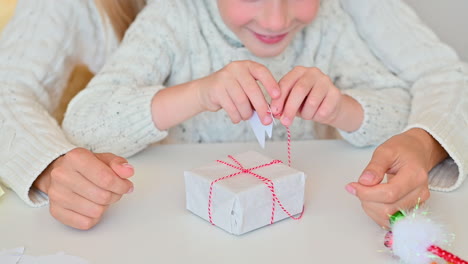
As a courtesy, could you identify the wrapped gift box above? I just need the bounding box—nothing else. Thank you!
[184,151,306,235]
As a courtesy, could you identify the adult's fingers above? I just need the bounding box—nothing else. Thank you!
[360,201,395,228]
[50,166,122,205]
[358,145,398,186]
[350,166,428,203]
[48,182,111,219]
[360,186,430,228]
[49,205,100,230]
[65,149,133,195]
[96,153,134,179]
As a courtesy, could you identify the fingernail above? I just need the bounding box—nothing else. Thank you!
[122,163,134,169]
[127,186,134,194]
[272,89,280,98]
[271,106,278,114]
[281,116,291,126]
[360,172,375,184]
[270,106,280,116]
[263,115,272,124]
[345,185,356,195]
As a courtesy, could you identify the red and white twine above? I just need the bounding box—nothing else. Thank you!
[207,126,302,226]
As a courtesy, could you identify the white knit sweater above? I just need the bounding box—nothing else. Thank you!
[0,0,118,206]
[341,0,467,192]
[63,0,467,192]
[65,0,411,151]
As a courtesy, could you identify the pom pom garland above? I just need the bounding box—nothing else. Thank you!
[384,207,467,264]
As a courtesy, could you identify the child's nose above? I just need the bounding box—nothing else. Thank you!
[259,1,291,32]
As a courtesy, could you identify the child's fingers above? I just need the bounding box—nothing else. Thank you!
[247,62,280,99]
[280,76,314,126]
[272,67,305,116]
[236,74,272,125]
[219,89,243,124]
[226,80,255,121]
[298,77,328,120]
[312,86,341,124]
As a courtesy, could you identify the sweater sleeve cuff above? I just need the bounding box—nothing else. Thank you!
[2,139,76,207]
[404,120,466,192]
[114,86,169,157]
[338,89,409,147]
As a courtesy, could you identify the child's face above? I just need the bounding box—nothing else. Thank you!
[217,0,320,58]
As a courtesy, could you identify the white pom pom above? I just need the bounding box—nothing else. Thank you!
[392,209,449,264]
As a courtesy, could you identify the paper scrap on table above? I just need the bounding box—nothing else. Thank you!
[0,247,90,264]
[0,247,24,264]
[248,111,273,148]
[19,252,90,264]
[0,185,4,198]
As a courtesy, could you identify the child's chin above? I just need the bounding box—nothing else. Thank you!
[247,45,287,58]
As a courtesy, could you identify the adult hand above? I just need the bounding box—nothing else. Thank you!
[345,128,448,228]
[33,148,134,230]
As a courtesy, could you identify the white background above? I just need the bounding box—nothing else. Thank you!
[406,0,468,61]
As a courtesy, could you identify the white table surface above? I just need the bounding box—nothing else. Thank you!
[1,140,467,263]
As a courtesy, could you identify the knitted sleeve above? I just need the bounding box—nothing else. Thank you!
[322,1,411,147]
[62,2,186,157]
[341,0,468,192]
[0,0,106,206]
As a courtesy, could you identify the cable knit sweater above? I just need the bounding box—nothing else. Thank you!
[63,0,467,192]
[0,0,118,206]
[341,0,468,192]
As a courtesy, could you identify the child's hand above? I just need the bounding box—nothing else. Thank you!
[33,148,134,230]
[345,128,447,228]
[270,66,363,131]
[197,60,280,125]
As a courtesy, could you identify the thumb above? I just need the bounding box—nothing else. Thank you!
[96,153,134,179]
[359,147,394,186]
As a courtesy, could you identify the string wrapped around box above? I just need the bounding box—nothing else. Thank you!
[184,126,306,235]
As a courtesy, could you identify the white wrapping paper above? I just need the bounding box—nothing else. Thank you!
[184,151,306,235]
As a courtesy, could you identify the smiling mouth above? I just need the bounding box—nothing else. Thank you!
[253,32,288,44]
